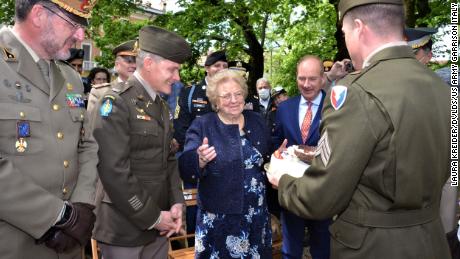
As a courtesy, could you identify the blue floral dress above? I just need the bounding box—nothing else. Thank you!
[195,135,272,259]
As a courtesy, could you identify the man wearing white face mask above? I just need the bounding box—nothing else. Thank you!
[256,77,274,122]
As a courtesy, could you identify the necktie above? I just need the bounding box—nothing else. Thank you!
[37,59,50,86]
[301,102,313,143]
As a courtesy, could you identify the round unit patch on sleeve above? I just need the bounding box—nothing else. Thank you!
[330,85,348,110]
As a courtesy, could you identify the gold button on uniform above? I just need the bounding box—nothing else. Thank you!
[80,113,84,120]
[63,160,69,168]
[57,132,64,139]
[52,104,60,111]
[62,187,68,195]
[19,112,25,118]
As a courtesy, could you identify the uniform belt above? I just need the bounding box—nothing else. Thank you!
[339,205,438,228]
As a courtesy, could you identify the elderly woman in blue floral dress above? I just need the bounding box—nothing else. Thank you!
[179,69,272,258]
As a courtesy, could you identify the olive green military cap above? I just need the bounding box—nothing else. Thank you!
[338,0,403,21]
[138,26,191,64]
[112,40,137,57]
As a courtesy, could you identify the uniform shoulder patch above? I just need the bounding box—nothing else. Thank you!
[100,95,115,117]
[330,85,347,110]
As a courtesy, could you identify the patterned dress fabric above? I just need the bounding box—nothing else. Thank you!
[195,135,272,259]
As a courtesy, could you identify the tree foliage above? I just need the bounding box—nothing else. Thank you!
[0,0,451,94]
[0,0,14,26]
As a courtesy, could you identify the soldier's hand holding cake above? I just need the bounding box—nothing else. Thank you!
[267,139,311,187]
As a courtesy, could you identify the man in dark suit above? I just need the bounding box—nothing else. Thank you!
[268,0,451,258]
[272,55,330,259]
[91,26,191,259]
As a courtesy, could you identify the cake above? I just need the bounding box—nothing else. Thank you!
[266,145,312,178]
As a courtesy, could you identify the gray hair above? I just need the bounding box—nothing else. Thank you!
[256,78,271,88]
[207,69,248,111]
[136,50,164,69]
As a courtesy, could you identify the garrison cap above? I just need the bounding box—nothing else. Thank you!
[138,26,191,64]
[46,0,97,26]
[112,40,137,57]
[204,50,227,66]
[404,27,438,49]
[338,0,403,21]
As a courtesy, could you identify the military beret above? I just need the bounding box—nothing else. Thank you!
[66,48,84,62]
[204,50,227,66]
[138,26,191,64]
[404,27,437,49]
[48,0,97,26]
[338,0,403,21]
[112,40,137,57]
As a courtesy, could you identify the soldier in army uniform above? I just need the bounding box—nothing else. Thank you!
[174,50,228,152]
[405,26,459,235]
[86,39,137,115]
[91,25,190,259]
[268,0,451,258]
[0,0,98,258]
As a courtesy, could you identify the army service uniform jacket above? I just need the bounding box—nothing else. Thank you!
[92,76,184,246]
[0,27,98,259]
[173,79,212,151]
[278,45,451,259]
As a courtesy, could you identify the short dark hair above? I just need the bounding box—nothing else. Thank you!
[344,4,404,37]
[88,67,111,84]
[15,0,43,22]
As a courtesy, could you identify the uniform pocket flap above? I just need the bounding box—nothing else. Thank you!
[329,218,369,249]
[68,108,85,122]
[0,103,41,121]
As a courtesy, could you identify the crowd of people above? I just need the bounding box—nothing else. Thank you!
[0,0,455,259]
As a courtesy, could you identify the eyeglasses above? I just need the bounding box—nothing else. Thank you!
[119,55,136,64]
[218,92,244,102]
[42,5,83,31]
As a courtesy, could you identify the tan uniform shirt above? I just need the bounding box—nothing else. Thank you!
[0,27,98,259]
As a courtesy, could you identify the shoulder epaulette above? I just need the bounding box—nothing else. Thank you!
[92,82,111,89]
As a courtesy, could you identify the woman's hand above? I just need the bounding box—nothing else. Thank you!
[197,137,217,168]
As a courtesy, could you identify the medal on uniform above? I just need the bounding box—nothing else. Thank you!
[66,93,85,108]
[16,121,30,152]
[15,138,28,152]
[136,114,151,121]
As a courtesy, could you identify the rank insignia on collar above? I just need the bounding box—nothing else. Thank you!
[66,93,85,108]
[330,85,347,110]
[2,47,16,62]
[100,98,113,117]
